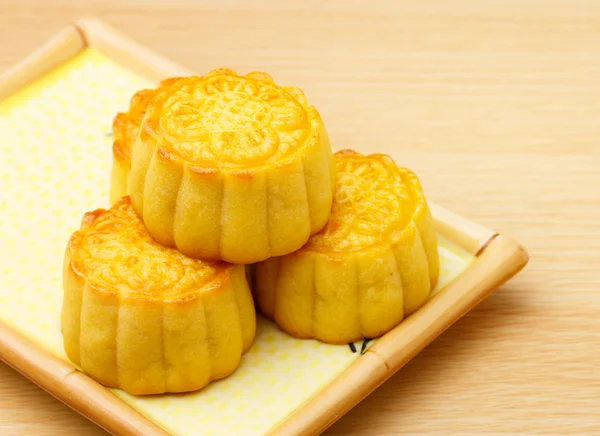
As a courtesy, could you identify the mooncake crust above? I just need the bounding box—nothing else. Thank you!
[115,69,334,263]
[62,197,256,395]
[253,150,439,344]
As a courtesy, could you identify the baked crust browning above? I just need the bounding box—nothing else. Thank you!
[307,150,414,253]
[69,197,222,300]
[253,150,439,344]
[146,69,313,168]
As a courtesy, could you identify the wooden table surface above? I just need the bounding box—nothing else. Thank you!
[1,0,599,434]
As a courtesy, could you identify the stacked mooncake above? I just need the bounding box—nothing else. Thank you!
[62,69,438,395]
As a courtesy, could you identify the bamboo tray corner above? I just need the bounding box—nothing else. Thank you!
[0,18,529,436]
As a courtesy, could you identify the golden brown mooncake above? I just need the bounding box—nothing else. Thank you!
[253,150,439,344]
[113,69,335,264]
[62,197,256,395]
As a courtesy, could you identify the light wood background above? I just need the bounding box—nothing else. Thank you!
[1,0,599,434]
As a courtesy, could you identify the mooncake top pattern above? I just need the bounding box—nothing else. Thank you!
[306,150,426,253]
[141,69,320,169]
[68,197,230,300]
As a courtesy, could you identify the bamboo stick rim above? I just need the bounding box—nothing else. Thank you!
[0,26,84,101]
[75,17,194,82]
[429,203,497,255]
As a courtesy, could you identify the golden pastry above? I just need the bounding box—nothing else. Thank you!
[62,197,256,395]
[116,69,335,264]
[111,78,180,204]
[253,150,439,344]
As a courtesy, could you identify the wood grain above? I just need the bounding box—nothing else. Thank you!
[1,0,599,435]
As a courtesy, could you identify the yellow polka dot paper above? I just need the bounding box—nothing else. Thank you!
[0,49,473,436]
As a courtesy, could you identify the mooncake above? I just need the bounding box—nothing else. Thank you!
[61,197,256,395]
[253,150,439,344]
[115,69,335,264]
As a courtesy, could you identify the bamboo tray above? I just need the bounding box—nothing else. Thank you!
[0,18,529,436]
